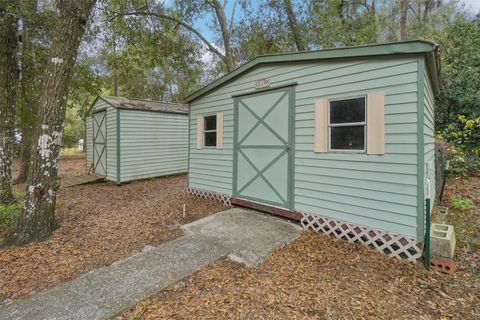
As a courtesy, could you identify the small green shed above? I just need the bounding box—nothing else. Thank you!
[85,96,188,184]
[185,41,440,261]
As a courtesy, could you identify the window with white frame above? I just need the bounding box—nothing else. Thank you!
[204,115,217,147]
[329,97,366,151]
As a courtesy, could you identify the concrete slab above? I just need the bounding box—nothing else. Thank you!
[183,208,303,266]
[0,208,302,320]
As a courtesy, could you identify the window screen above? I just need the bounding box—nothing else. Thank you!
[204,115,217,147]
[329,97,366,151]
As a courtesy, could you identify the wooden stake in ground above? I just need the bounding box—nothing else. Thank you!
[0,1,19,205]
[8,0,97,245]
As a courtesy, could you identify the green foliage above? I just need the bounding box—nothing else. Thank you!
[0,201,21,229]
[451,196,474,211]
[432,17,480,132]
[437,115,480,176]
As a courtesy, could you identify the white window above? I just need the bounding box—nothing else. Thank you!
[203,115,217,147]
[328,97,366,151]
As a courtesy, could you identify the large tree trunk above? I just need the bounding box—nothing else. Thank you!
[0,1,19,204]
[15,0,38,184]
[400,0,408,40]
[8,0,96,245]
[283,0,306,51]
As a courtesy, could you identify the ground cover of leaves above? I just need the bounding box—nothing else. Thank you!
[118,176,480,320]
[0,158,226,305]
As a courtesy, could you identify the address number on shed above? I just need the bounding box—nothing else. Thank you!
[255,78,270,89]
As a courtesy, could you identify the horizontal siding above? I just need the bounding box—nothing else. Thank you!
[120,110,188,182]
[424,68,435,201]
[105,107,117,182]
[85,118,93,168]
[189,55,420,238]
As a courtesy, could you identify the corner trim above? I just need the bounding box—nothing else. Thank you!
[116,108,121,184]
[416,56,426,241]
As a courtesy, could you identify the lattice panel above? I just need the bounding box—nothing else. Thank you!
[188,188,232,207]
[300,212,422,262]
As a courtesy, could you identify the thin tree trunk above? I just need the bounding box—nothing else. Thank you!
[400,0,408,40]
[283,0,306,51]
[16,0,37,184]
[8,0,96,245]
[0,1,19,204]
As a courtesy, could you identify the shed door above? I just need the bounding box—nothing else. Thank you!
[92,111,107,176]
[234,87,293,210]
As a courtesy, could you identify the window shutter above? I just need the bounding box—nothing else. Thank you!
[216,112,224,149]
[314,98,328,153]
[196,115,204,149]
[367,92,385,155]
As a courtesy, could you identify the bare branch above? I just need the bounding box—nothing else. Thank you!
[119,11,227,61]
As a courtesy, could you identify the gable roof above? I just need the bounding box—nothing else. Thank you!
[185,40,441,103]
[94,96,188,114]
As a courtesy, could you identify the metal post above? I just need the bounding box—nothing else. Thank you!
[424,197,431,270]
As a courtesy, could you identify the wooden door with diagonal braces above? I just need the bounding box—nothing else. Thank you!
[233,86,294,210]
[92,110,107,176]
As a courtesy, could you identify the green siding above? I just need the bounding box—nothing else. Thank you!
[85,117,93,168]
[189,55,424,239]
[105,107,117,182]
[119,110,188,182]
[423,61,436,234]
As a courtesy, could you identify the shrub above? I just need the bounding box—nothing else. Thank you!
[451,196,474,211]
[437,115,480,176]
[0,202,21,229]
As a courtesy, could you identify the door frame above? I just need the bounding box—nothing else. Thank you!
[232,84,296,211]
[92,109,107,177]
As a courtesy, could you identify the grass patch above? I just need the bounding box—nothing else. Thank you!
[451,195,474,211]
[0,201,21,229]
[60,147,85,159]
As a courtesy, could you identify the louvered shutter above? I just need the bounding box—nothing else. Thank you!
[367,92,385,155]
[196,115,204,149]
[314,98,328,153]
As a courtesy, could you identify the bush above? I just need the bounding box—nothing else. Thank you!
[451,196,474,211]
[0,201,21,229]
[437,115,480,176]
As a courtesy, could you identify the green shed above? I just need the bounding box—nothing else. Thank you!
[185,41,440,261]
[85,96,188,184]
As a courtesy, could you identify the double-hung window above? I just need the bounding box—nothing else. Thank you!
[329,97,366,151]
[203,115,217,147]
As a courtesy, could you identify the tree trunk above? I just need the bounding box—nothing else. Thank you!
[0,1,19,204]
[8,0,96,245]
[15,0,38,184]
[210,0,234,72]
[400,0,408,40]
[283,0,306,51]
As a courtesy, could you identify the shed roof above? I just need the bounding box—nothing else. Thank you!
[96,96,188,114]
[185,40,441,103]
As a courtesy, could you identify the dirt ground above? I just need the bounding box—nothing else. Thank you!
[118,176,480,320]
[0,158,226,305]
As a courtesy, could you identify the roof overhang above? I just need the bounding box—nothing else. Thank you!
[185,40,441,103]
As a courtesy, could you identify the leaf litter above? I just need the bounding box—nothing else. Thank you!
[117,176,480,320]
[0,159,226,306]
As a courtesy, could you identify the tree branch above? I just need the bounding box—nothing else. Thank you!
[119,11,227,61]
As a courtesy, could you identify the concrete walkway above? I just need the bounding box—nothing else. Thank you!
[0,208,302,320]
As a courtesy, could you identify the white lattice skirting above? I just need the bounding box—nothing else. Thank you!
[187,187,232,207]
[300,212,422,262]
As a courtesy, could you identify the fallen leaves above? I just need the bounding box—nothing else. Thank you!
[0,159,226,305]
[117,176,480,320]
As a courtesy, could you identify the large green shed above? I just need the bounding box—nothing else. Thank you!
[185,41,440,261]
[85,96,188,184]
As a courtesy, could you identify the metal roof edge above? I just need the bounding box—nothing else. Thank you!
[185,40,438,103]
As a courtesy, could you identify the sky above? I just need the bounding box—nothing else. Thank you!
[462,0,480,13]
